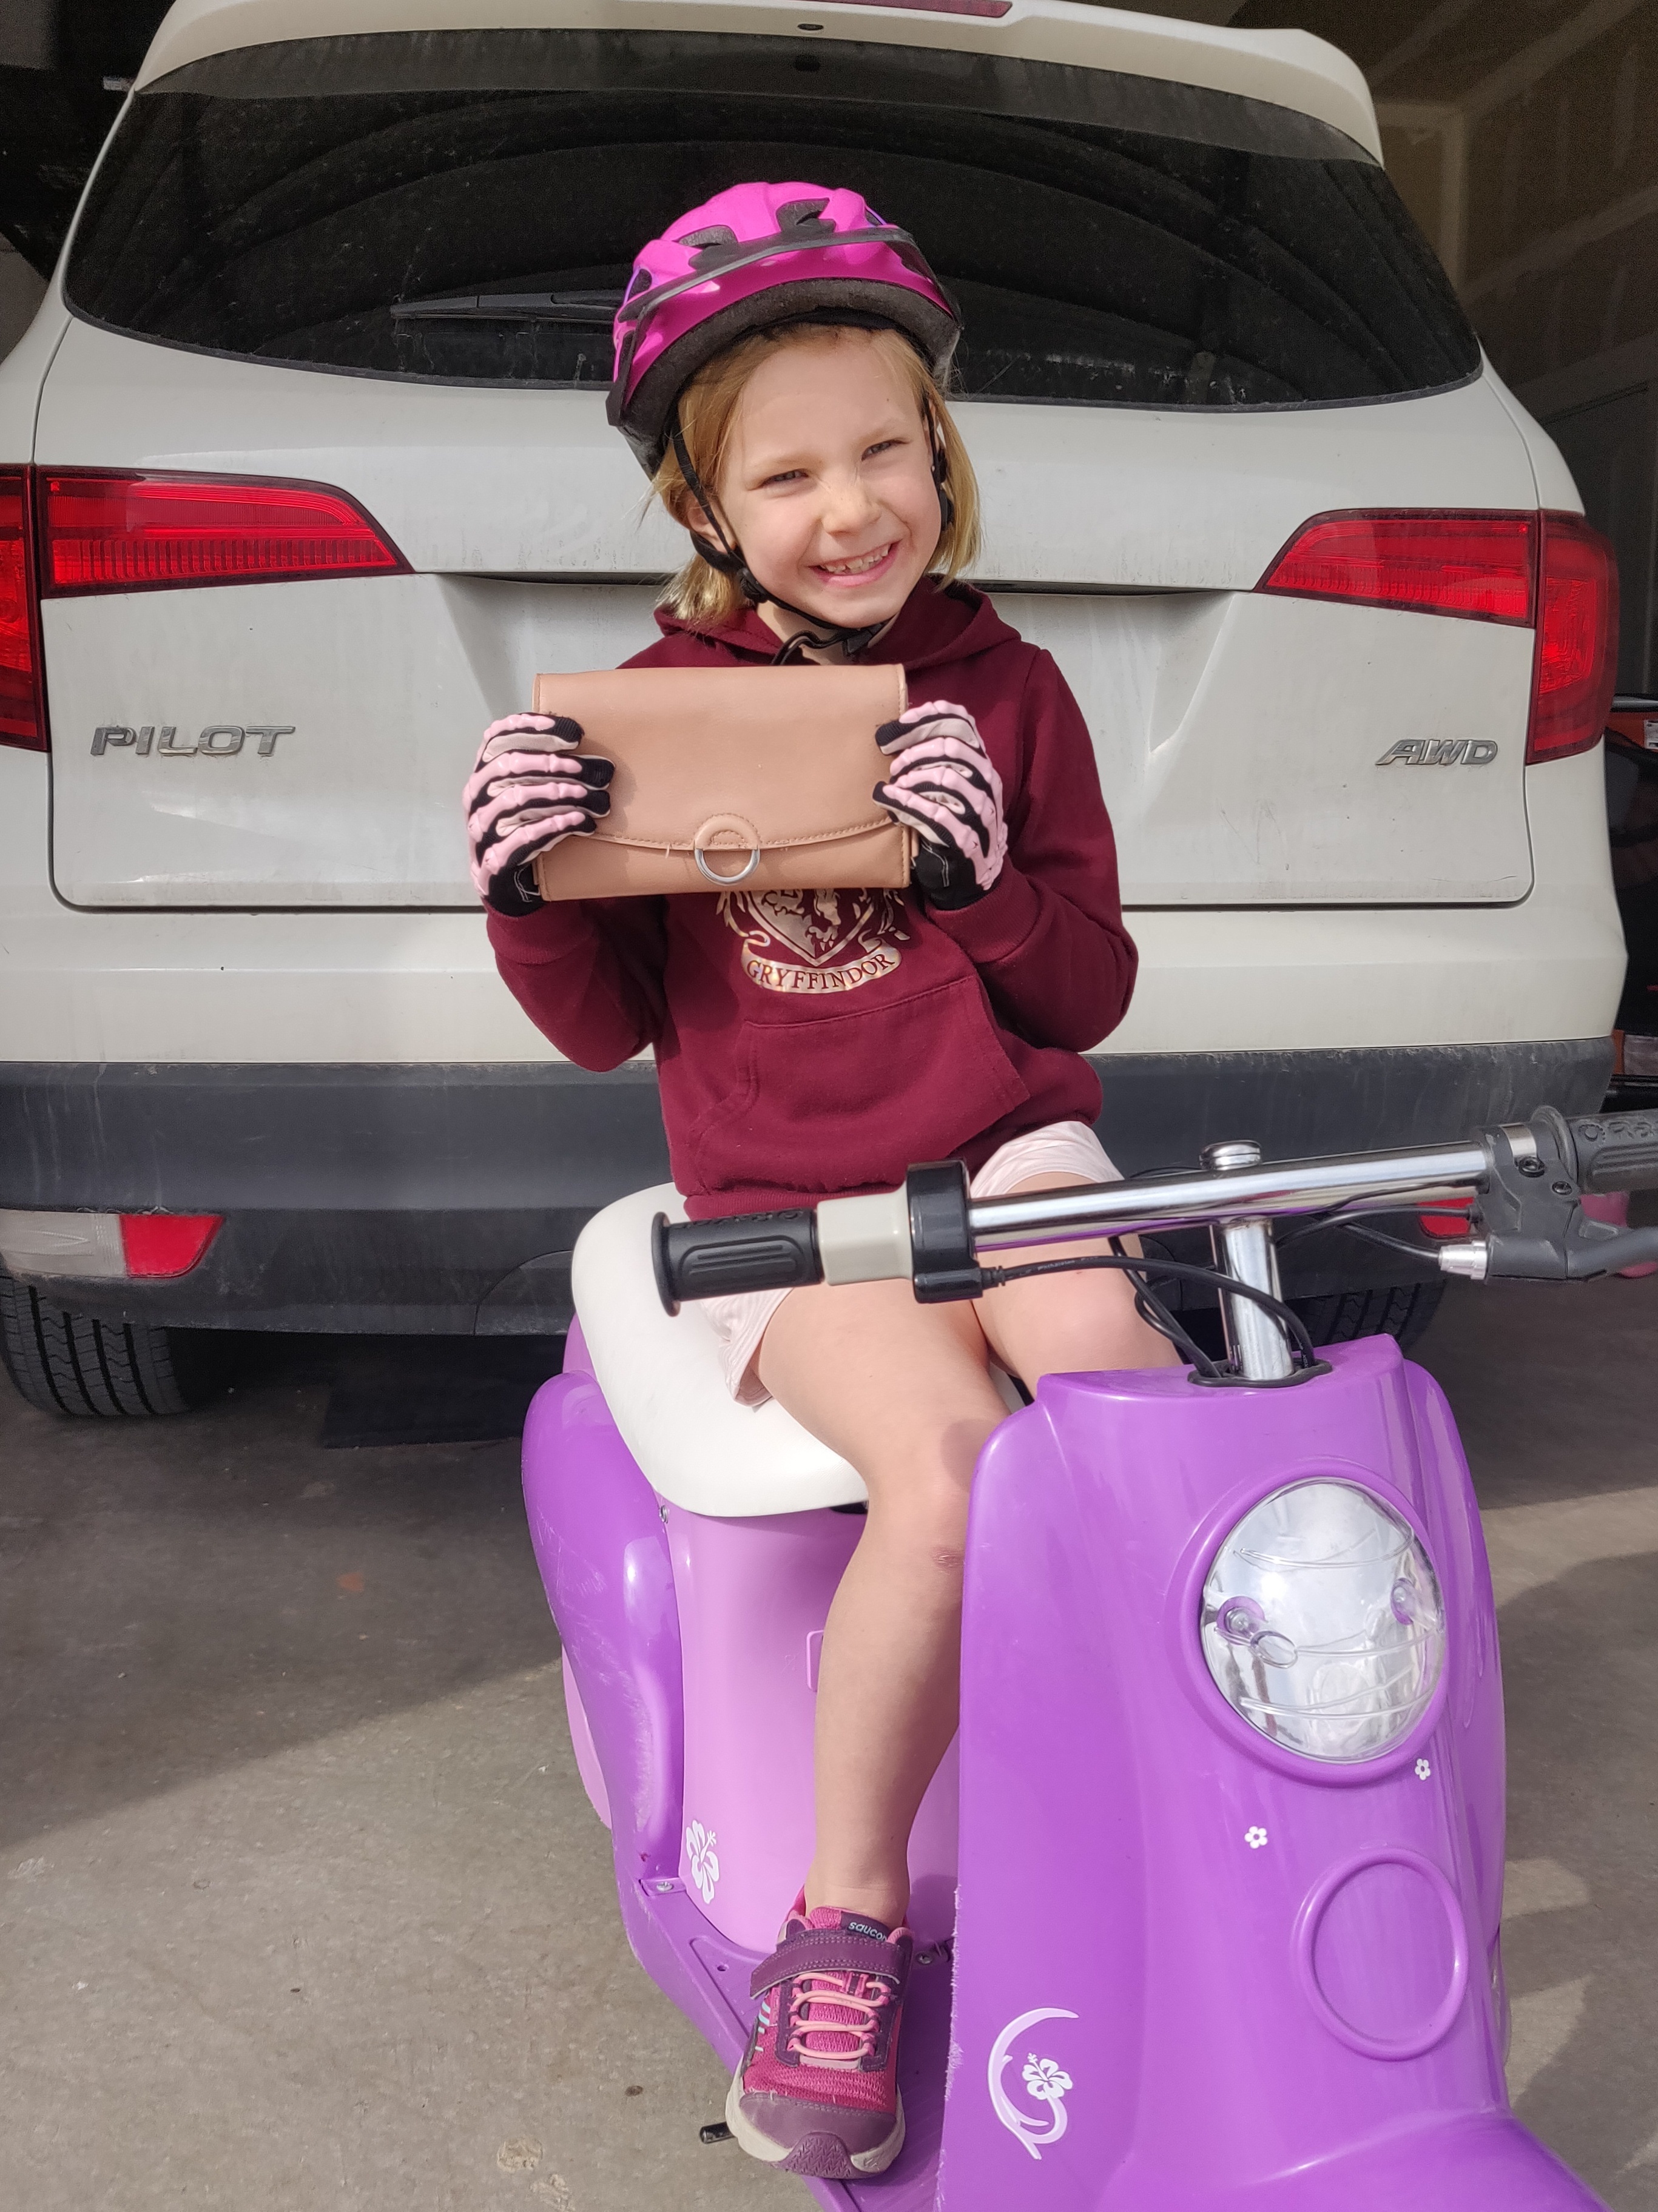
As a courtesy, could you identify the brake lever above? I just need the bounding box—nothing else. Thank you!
[1441,1108,1658,1281]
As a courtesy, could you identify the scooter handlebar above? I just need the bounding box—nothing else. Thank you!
[649,1109,1658,1314]
[1563,1109,1658,1192]
[653,1164,976,1314]
[652,1208,822,1316]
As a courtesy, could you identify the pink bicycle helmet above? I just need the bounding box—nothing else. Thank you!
[608,180,960,474]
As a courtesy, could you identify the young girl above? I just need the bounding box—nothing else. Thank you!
[465,182,1177,2182]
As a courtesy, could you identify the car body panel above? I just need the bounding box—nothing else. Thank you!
[34,318,1527,590]
[37,323,1538,909]
[0,1038,1612,1336]
[132,0,1383,161]
[0,746,1619,1061]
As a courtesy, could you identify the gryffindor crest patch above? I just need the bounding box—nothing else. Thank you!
[718,889,908,996]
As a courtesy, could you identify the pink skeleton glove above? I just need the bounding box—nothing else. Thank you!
[463,713,613,916]
[873,700,1008,909]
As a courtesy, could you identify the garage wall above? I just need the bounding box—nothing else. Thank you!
[1376,113,1457,277]
[0,236,46,363]
[1465,9,1657,388]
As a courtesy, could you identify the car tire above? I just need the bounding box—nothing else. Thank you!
[0,1271,226,1417]
[1290,1280,1445,1355]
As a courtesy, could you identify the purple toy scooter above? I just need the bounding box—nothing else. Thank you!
[521,1105,1658,2209]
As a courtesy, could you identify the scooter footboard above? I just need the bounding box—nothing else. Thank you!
[939,1336,1603,2212]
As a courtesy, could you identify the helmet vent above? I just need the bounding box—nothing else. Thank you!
[678,224,739,250]
[776,198,833,234]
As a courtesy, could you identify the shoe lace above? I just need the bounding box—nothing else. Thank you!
[785,1971,894,2071]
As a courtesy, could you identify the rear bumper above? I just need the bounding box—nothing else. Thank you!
[0,1038,1613,1331]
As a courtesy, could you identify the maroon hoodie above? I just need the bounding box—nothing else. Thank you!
[487,580,1136,1219]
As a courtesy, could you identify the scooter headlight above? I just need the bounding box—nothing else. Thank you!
[1200,1480,1444,1763]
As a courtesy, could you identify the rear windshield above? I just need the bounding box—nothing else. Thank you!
[66,30,1479,411]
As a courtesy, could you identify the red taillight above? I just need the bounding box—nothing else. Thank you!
[41,471,407,595]
[118,1213,221,1278]
[1420,1204,1472,1239]
[1527,511,1618,764]
[1257,511,1536,625]
[0,466,47,751]
[1258,505,1619,768]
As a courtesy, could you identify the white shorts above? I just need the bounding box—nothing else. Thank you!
[701,1119,1122,1407]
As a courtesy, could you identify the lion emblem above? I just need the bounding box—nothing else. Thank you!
[719,889,908,995]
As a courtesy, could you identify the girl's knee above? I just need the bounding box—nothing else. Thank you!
[866,1477,971,1565]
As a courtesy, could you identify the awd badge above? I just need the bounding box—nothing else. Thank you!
[1376,739,1497,767]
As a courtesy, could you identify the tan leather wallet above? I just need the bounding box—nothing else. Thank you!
[522,662,912,900]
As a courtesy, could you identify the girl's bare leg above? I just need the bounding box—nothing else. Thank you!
[757,1173,1179,1929]
[757,1279,1007,1928]
[975,1171,1182,1388]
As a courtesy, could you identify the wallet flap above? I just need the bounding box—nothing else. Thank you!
[525,662,906,854]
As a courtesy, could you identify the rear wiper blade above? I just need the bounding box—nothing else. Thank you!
[391,289,621,324]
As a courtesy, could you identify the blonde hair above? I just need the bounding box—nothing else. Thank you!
[650,321,982,627]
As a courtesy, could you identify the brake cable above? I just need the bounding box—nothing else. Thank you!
[1275,1206,1464,1262]
[977,1246,1328,1380]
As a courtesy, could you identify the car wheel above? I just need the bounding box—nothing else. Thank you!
[1290,1280,1445,1355]
[0,1271,226,1417]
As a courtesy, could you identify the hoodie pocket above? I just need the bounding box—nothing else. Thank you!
[687,973,1031,1198]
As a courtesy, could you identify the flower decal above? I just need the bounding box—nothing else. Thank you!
[1415,1757,1432,1780]
[1022,2056,1073,2105]
[988,2009,1077,2160]
[684,1820,719,1904]
[1245,1826,1269,1849]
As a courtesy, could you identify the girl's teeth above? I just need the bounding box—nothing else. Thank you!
[821,546,889,576]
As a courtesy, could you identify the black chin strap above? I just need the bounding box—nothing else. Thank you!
[669,409,953,666]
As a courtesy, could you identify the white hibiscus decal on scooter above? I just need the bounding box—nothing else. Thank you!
[1023,2056,1074,2103]
[684,1820,719,1904]
[988,2008,1078,2160]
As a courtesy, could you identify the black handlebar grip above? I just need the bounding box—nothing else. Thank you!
[1565,1111,1658,1193]
[652,1208,823,1315]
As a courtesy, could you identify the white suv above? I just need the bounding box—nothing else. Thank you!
[0,0,1625,1414]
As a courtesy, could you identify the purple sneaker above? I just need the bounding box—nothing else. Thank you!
[725,1893,912,2179]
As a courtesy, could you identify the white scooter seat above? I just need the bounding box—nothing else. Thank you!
[571,1185,866,1518]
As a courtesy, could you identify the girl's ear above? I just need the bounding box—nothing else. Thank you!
[663,466,715,537]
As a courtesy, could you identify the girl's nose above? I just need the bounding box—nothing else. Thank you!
[820,472,882,533]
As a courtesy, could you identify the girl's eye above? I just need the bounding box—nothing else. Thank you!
[760,468,806,488]
[863,440,903,460]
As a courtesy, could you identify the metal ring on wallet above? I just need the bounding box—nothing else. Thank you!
[692,813,764,886]
[693,843,761,885]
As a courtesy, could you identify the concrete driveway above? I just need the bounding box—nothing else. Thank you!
[1,1274,1654,2210]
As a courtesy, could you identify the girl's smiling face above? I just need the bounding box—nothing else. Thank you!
[706,330,943,644]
